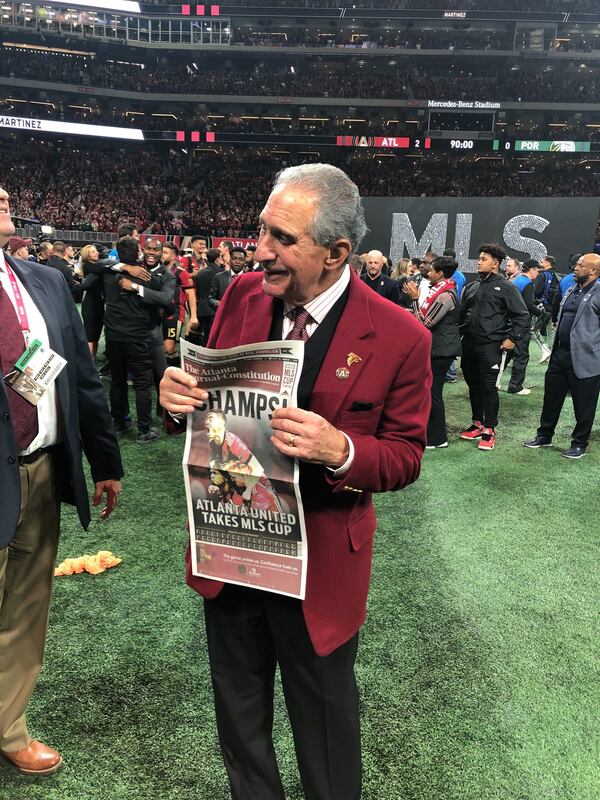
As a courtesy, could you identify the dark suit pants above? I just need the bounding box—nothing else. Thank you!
[204,585,361,800]
[106,338,153,433]
[507,329,531,393]
[428,356,454,446]
[537,348,600,448]
[193,315,214,347]
[461,339,503,429]
[152,343,167,415]
[0,453,60,752]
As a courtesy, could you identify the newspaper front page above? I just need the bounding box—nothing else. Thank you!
[181,340,308,599]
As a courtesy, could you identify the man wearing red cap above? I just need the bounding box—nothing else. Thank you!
[8,237,32,261]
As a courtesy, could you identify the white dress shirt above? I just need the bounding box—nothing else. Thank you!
[0,250,61,454]
[283,266,354,476]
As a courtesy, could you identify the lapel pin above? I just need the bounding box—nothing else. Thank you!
[336,367,350,380]
[347,352,362,367]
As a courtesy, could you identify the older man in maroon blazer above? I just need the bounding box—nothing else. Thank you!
[160,164,431,800]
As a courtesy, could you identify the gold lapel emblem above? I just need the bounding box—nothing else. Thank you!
[347,352,362,367]
[336,367,350,380]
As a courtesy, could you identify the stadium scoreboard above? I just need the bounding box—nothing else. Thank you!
[1,115,600,155]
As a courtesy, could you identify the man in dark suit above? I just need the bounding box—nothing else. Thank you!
[191,247,222,346]
[524,253,600,459]
[208,246,246,311]
[0,186,123,776]
[160,164,431,800]
[360,248,400,303]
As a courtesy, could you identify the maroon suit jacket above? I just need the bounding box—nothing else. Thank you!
[183,270,432,655]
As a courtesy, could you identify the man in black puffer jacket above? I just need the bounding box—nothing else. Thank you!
[459,242,530,451]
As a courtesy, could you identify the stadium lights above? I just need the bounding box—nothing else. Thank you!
[40,225,55,236]
[40,0,141,13]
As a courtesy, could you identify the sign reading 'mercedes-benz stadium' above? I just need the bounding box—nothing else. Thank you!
[427,100,502,109]
[0,116,145,141]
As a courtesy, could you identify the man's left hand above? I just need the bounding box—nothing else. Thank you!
[119,277,137,293]
[501,339,516,351]
[403,281,419,300]
[186,317,199,334]
[271,408,348,467]
[93,480,122,520]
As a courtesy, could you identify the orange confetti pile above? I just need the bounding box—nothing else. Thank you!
[54,550,122,576]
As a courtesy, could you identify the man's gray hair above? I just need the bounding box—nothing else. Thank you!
[272,163,367,251]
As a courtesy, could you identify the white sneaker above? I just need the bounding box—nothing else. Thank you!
[515,388,531,396]
[426,442,448,449]
[540,348,551,364]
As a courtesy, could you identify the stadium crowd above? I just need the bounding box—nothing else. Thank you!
[3,143,598,237]
[3,48,600,102]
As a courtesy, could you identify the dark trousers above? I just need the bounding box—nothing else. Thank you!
[428,356,454,446]
[204,585,361,800]
[508,329,531,393]
[152,343,167,414]
[537,347,600,448]
[105,338,153,432]
[193,315,214,346]
[461,338,503,429]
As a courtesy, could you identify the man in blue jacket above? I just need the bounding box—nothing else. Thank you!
[0,186,123,776]
[525,253,600,459]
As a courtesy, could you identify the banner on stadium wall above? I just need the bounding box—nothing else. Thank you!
[211,236,258,249]
[361,197,600,272]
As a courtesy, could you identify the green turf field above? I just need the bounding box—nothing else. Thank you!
[1,352,598,800]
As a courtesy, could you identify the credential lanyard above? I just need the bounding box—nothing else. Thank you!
[4,262,30,342]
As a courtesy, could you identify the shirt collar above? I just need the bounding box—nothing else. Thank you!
[0,249,6,271]
[284,265,351,325]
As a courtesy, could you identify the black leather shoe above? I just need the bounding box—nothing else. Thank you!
[523,436,552,448]
[562,446,586,459]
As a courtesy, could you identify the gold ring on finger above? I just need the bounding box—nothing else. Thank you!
[288,433,296,447]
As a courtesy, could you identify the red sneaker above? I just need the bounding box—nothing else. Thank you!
[459,421,484,440]
[478,428,495,451]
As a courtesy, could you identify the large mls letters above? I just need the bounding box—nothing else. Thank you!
[361,197,600,271]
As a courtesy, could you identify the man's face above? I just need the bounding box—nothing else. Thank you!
[132,228,140,241]
[529,267,540,283]
[573,256,598,285]
[0,187,16,246]
[230,252,245,274]
[366,253,384,279]
[505,259,519,278]
[205,413,226,445]
[540,258,551,271]
[14,245,29,259]
[193,239,207,257]
[419,256,434,278]
[162,246,176,266]
[65,245,75,260]
[477,251,498,276]
[245,251,255,268]
[220,247,231,267]
[255,184,346,306]
[143,240,163,267]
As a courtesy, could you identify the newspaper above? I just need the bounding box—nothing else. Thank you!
[181,339,308,599]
